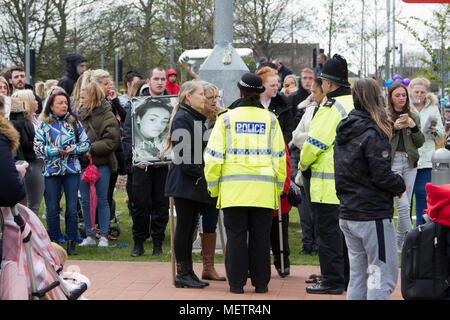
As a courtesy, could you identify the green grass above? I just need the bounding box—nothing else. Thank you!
[38,191,320,266]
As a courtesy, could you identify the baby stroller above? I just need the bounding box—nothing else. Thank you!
[0,204,88,300]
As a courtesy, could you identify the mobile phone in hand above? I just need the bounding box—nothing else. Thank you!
[400,114,408,125]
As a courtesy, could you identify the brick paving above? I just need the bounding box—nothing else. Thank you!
[64,260,403,300]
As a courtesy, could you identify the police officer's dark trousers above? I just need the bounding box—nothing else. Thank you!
[311,202,348,289]
[223,207,273,289]
[130,165,169,245]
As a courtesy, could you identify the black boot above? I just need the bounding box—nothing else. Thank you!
[174,262,206,289]
[189,270,209,287]
[152,241,163,256]
[131,240,145,257]
[67,240,78,256]
[188,256,209,286]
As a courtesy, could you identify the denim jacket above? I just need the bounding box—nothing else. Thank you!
[34,112,90,177]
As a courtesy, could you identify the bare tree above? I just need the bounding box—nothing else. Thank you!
[233,0,309,60]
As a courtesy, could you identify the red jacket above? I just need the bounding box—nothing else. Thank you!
[274,145,291,216]
[166,69,180,95]
[424,183,450,227]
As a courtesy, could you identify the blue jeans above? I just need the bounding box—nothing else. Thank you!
[412,168,431,226]
[80,165,111,237]
[44,174,80,241]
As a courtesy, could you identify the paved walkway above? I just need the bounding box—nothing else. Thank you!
[64,260,404,300]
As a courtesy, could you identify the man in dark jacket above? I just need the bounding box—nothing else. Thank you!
[122,66,171,257]
[272,59,293,85]
[58,53,87,96]
[8,66,43,114]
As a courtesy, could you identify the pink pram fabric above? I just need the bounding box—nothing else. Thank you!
[81,158,102,231]
[0,204,66,300]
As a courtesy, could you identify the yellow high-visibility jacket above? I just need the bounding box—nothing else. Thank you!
[204,104,287,210]
[299,94,354,204]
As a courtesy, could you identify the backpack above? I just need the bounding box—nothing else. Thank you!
[401,221,450,300]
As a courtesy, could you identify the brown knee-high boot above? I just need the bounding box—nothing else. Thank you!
[201,233,226,281]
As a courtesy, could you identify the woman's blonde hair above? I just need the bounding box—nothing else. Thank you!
[284,74,298,88]
[71,74,84,107]
[80,70,106,113]
[0,76,10,96]
[35,81,45,99]
[11,89,35,117]
[44,79,58,97]
[409,77,430,90]
[90,69,110,85]
[160,80,203,159]
[352,78,393,140]
[256,66,278,84]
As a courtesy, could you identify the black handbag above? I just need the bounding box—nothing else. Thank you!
[287,181,302,206]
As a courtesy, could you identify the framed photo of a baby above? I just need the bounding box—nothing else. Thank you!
[131,95,177,165]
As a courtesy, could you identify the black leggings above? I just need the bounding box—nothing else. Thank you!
[173,197,201,263]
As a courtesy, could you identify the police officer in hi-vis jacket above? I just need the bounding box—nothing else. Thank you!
[299,54,353,295]
[204,73,287,294]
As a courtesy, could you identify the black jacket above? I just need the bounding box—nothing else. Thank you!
[287,85,310,128]
[334,108,406,221]
[164,103,212,204]
[0,116,26,207]
[58,53,87,96]
[268,93,295,145]
[278,64,293,83]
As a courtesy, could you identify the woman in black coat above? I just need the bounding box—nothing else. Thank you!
[0,96,26,207]
[163,80,212,289]
[334,78,406,300]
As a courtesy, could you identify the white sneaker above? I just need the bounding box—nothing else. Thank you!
[79,237,96,247]
[98,237,108,248]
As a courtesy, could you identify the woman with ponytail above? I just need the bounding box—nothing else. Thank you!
[163,80,212,289]
[77,70,120,249]
[334,78,406,300]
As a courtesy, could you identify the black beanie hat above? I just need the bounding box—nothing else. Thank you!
[237,73,265,94]
[319,54,351,88]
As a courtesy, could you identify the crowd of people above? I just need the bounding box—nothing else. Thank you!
[0,49,449,300]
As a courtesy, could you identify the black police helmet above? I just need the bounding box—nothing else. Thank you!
[318,54,351,88]
[237,73,265,94]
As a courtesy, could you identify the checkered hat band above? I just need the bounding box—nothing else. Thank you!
[239,80,264,90]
